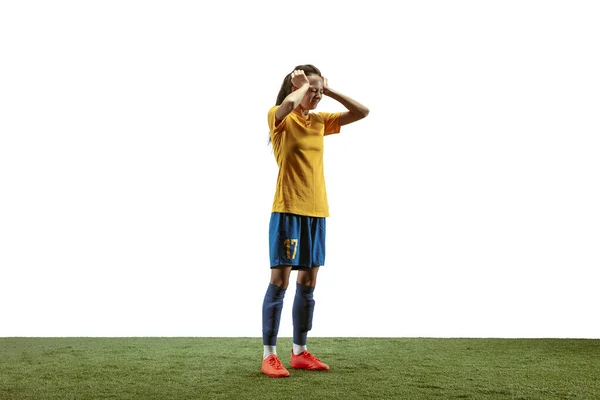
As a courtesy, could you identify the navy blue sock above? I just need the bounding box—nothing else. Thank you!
[292,282,315,346]
[262,283,287,346]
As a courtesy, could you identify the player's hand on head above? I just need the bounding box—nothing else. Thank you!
[322,76,330,94]
[291,70,310,88]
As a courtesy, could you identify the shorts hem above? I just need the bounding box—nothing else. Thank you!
[270,262,323,270]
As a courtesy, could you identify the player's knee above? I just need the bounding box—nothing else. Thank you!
[270,278,289,289]
[270,266,292,289]
[297,274,317,287]
[298,278,316,287]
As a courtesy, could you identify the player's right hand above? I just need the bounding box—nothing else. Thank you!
[291,70,310,88]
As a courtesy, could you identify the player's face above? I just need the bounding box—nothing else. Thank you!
[300,75,324,110]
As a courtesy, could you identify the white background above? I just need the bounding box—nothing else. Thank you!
[1,1,599,338]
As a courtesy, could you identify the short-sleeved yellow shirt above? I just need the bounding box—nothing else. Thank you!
[268,105,341,217]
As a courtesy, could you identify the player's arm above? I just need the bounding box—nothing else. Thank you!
[323,77,369,126]
[275,70,311,122]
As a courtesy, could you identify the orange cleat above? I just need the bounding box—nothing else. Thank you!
[262,354,290,378]
[290,350,330,371]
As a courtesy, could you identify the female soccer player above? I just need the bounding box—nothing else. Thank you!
[261,64,369,378]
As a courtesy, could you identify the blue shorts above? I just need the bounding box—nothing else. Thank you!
[269,212,326,269]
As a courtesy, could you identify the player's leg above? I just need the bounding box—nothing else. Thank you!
[263,212,297,355]
[261,266,292,377]
[263,265,293,354]
[290,216,329,371]
[293,266,319,352]
[262,212,296,377]
[269,265,293,289]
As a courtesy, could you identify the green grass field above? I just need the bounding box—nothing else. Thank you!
[1,338,598,399]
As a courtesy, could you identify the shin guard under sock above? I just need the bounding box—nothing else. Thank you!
[292,282,315,346]
[262,283,287,346]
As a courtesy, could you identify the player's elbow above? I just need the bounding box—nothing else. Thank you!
[355,107,369,120]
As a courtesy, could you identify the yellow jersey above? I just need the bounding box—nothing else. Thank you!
[268,105,341,217]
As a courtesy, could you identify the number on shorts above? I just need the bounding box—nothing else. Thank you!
[284,239,298,260]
